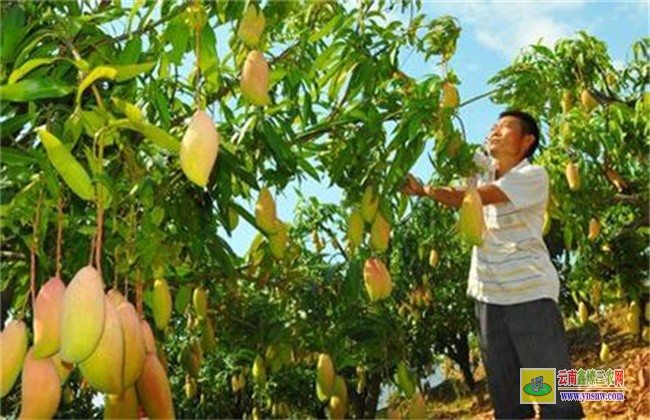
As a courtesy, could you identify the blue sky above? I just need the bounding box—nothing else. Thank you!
[218,0,648,256]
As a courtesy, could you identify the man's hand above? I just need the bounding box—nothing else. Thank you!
[401,174,425,196]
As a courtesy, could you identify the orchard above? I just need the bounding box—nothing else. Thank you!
[0,1,648,419]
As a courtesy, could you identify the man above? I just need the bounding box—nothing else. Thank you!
[401,110,584,419]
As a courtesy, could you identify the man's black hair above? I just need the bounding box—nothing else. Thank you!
[499,110,540,159]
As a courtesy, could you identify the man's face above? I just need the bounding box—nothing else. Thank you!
[486,116,533,159]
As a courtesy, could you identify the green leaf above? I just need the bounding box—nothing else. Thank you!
[199,25,219,86]
[165,17,190,65]
[112,97,143,122]
[113,62,155,82]
[8,58,56,84]
[0,113,31,136]
[0,78,74,102]
[0,147,37,166]
[37,128,95,200]
[309,13,343,43]
[1,5,26,63]
[130,121,180,153]
[77,66,118,103]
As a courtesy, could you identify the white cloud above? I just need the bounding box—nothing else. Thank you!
[428,0,587,59]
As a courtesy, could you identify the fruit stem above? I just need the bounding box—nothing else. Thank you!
[56,197,64,278]
[28,188,44,316]
[194,0,202,111]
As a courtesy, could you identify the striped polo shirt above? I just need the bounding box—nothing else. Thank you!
[466,158,560,305]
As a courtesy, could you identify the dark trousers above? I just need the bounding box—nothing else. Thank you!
[475,298,585,419]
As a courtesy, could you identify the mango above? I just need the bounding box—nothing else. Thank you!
[252,355,266,387]
[591,281,602,311]
[269,220,288,259]
[152,278,172,330]
[228,207,239,230]
[136,353,175,419]
[396,361,415,397]
[241,50,270,106]
[193,287,208,318]
[51,353,73,383]
[458,185,484,246]
[33,276,66,358]
[316,353,335,402]
[18,349,61,419]
[361,186,379,223]
[387,408,402,419]
[588,218,600,241]
[408,392,426,419]
[561,90,573,113]
[114,295,146,388]
[237,4,265,46]
[581,89,598,112]
[370,213,390,252]
[174,285,191,314]
[429,249,439,268]
[141,320,156,355]
[329,396,344,419]
[347,210,364,248]
[1,319,28,397]
[645,302,650,322]
[441,83,459,108]
[80,296,124,394]
[332,375,348,412]
[578,301,588,325]
[255,187,277,233]
[200,318,217,354]
[104,387,139,419]
[363,258,393,301]
[184,375,197,399]
[599,343,610,363]
[542,210,551,236]
[60,265,106,363]
[180,110,219,188]
[565,163,580,191]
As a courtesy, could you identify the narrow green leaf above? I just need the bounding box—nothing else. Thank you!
[112,97,143,122]
[0,78,74,102]
[77,66,118,103]
[113,62,155,82]
[37,128,95,200]
[8,58,56,84]
[309,13,343,43]
[131,122,180,153]
[0,147,37,166]
[1,5,26,63]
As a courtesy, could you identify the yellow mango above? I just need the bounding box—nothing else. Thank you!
[578,301,588,325]
[237,5,266,46]
[1,319,28,397]
[18,349,61,419]
[370,213,390,252]
[347,210,364,248]
[269,220,288,259]
[316,353,335,402]
[252,355,266,386]
[255,187,277,233]
[588,218,600,241]
[363,258,393,301]
[193,287,208,318]
[80,296,124,394]
[408,392,426,419]
[104,387,139,419]
[60,265,106,363]
[361,186,379,223]
[329,396,344,419]
[152,278,172,330]
[458,185,484,246]
[441,83,460,108]
[180,111,219,188]
[599,343,610,363]
[114,296,146,388]
[141,320,156,355]
[33,276,66,358]
[581,89,598,112]
[136,353,175,419]
[241,50,270,106]
[429,249,439,268]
